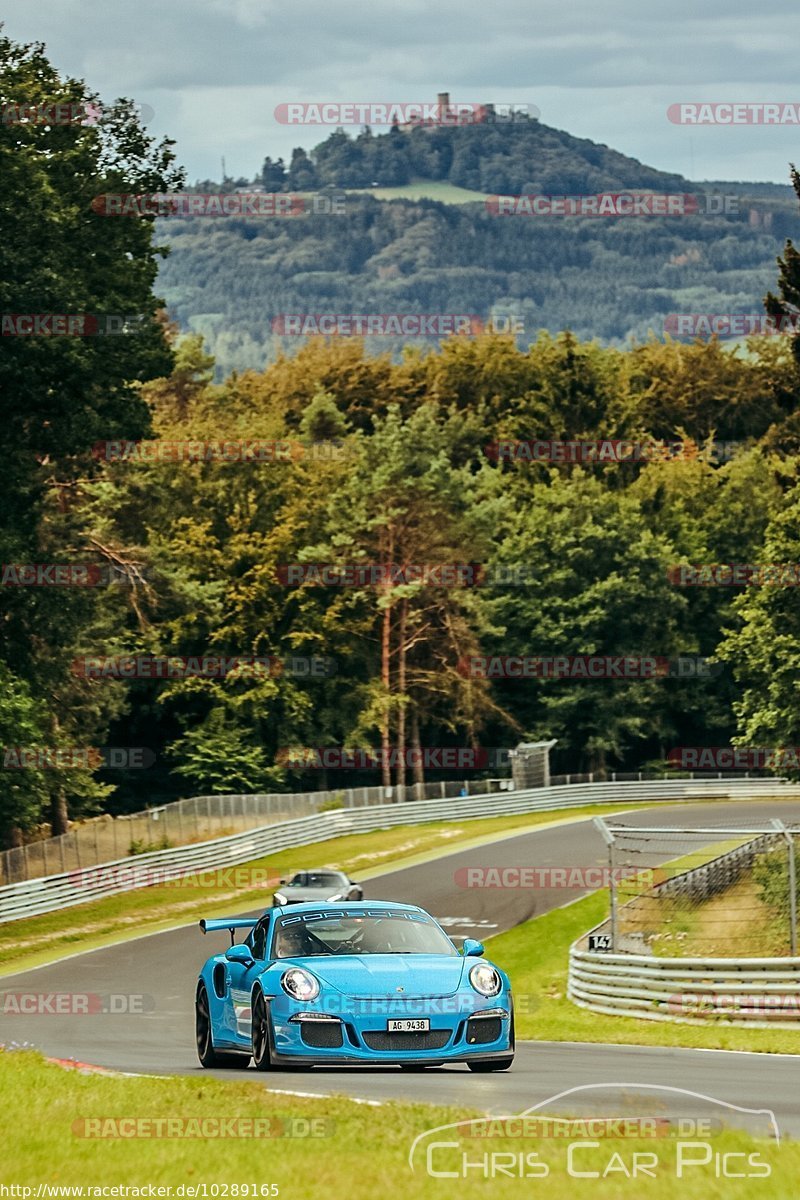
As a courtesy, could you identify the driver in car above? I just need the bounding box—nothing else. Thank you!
[276,924,308,958]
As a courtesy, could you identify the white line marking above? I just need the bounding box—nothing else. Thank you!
[264,1087,384,1106]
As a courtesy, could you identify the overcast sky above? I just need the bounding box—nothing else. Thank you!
[4,0,800,184]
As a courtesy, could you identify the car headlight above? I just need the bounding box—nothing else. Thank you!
[469,963,502,997]
[273,892,287,905]
[326,893,343,902]
[280,968,320,1002]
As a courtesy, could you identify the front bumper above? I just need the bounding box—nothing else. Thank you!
[269,998,513,1065]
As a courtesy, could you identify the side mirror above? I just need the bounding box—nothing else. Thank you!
[462,938,485,957]
[225,944,255,967]
[279,878,286,885]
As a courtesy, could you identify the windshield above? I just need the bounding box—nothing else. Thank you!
[287,872,344,888]
[271,910,457,958]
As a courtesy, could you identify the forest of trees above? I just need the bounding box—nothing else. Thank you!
[4,33,800,848]
[255,116,691,194]
[160,190,795,380]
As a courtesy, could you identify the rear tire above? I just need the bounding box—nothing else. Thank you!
[196,983,246,1069]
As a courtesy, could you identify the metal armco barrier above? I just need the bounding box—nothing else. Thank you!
[569,946,800,1028]
[0,776,795,924]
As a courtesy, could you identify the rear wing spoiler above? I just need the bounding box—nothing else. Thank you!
[199,917,259,944]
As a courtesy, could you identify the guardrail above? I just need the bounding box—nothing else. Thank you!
[1,776,796,925]
[569,947,800,1028]
[569,826,800,1027]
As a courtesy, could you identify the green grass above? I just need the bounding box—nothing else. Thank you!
[487,891,800,1054]
[0,1050,793,1196]
[0,803,650,976]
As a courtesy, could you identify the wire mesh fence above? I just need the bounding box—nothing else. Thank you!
[0,776,512,886]
[593,820,800,958]
[0,772,792,889]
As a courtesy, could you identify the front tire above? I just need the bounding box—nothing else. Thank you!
[196,983,245,1069]
[251,989,273,1071]
[467,1056,514,1072]
[467,1008,515,1072]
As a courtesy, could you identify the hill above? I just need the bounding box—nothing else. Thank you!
[159,119,799,377]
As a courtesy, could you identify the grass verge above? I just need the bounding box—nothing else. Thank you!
[0,1049,792,1195]
[487,891,800,1054]
[0,802,650,976]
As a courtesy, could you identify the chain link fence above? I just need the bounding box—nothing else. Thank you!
[1,770,791,888]
[593,820,800,957]
[0,776,514,886]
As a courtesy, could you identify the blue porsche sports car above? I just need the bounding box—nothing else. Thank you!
[195,900,514,1071]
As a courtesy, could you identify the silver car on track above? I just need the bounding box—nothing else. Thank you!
[272,869,363,906]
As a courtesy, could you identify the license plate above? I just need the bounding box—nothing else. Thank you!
[387,1018,430,1032]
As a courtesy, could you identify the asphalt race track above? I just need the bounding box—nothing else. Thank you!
[2,799,800,1136]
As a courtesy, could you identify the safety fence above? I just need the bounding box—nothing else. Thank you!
[654,832,782,905]
[0,768,773,886]
[568,945,800,1029]
[569,820,800,1027]
[0,776,505,887]
[0,776,795,924]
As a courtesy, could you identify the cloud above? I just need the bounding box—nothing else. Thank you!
[3,0,800,181]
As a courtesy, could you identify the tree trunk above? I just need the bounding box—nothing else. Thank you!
[50,714,70,835]
[6,826,24,849]
[380,541,393,791]
[395,598,408,798]
[410,710,425,792]
[50,788,70,836]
